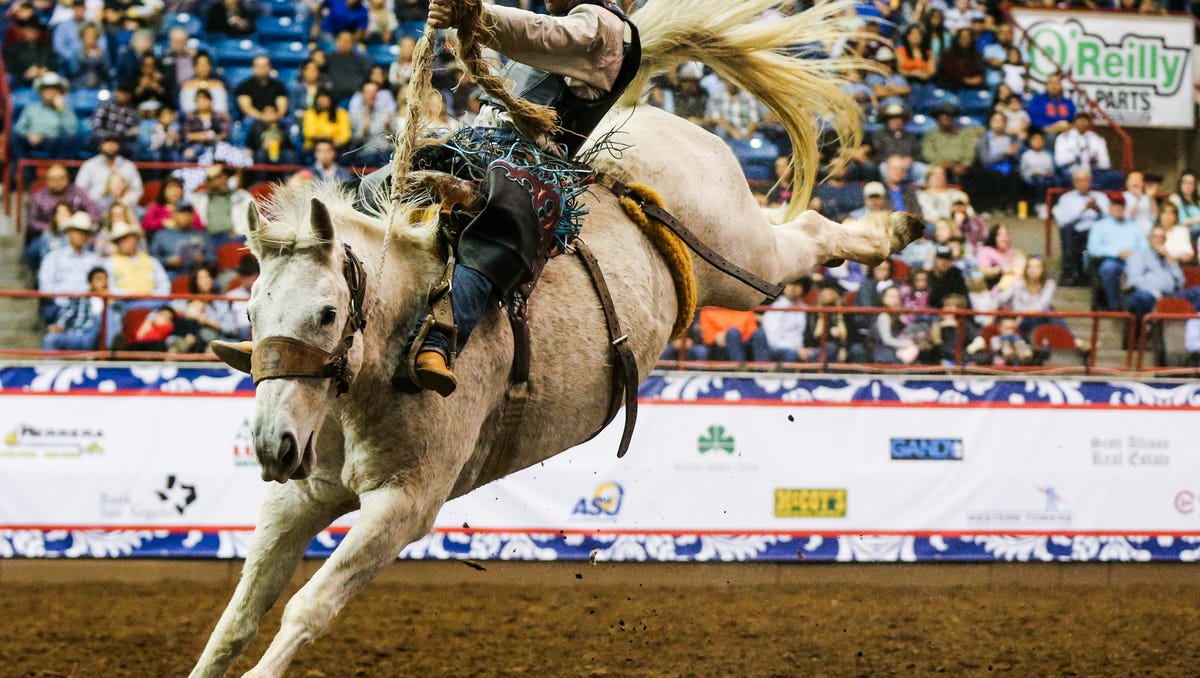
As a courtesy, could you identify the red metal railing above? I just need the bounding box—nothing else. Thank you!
[1003,5,1136,175]
[1040,187,1168,258]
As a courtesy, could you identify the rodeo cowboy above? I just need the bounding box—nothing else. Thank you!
[365,0,641,396]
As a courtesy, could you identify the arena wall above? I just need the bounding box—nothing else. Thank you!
[2,363,1199,562]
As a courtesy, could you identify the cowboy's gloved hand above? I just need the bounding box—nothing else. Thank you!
[427,0,458,30]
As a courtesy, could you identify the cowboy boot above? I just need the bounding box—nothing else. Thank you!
[211,340,254,374]
[414,348,458,397]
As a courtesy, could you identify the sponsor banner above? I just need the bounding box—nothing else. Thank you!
[1011,9,1195,128]
[4,365,1200,561]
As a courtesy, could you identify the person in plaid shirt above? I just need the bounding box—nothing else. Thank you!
[89,84,140,157]
[706,77,761,141]
[43,266,109,351]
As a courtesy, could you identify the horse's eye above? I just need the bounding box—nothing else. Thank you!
[320,307,337,326]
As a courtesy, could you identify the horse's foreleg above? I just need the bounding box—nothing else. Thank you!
[244,484,435,678]
[189,484,351,678]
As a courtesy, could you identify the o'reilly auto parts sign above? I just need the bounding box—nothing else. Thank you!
[1012,8,1195,128]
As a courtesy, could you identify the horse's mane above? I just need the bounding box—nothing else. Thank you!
[249,180,439,258]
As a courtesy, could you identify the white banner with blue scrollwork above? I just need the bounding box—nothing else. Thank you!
[2,364,1199,561]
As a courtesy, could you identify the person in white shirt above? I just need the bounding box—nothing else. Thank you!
[751,281,808,362]
[1052,167,1110,286]
[1122,171,1159,235]
[1053,112,1123,190]
[74,133,144,204]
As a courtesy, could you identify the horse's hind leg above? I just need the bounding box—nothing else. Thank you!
[189,482,353,678]
[244,483,437,677]
[775,210,924,276]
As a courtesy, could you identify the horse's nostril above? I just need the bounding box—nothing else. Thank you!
[278,433,299,473]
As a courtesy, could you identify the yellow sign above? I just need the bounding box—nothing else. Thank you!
[774,489,847,518]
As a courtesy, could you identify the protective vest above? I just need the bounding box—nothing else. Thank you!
[486,0,641,159]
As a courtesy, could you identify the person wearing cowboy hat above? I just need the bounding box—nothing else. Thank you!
[921,102,978,182]
[671,62,709,128]
[38,212,102,319]
[870,103,927,184]
[13,72,80,163]
[188,163,254,246]
[105,220,170,306]
[865,47,910,110]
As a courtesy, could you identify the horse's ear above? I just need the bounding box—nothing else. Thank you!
[247,201,262,234]
[310,197,335,250]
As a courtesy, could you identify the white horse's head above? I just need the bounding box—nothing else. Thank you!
[240,192,369,483]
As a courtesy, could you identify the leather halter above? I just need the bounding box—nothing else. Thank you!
[251,244,368,396]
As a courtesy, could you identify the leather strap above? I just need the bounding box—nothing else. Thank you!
[594,173,784,301]
[574,238,639,458]
[253,335,355,395]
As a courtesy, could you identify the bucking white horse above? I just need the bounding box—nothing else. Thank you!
[190,1,923,675]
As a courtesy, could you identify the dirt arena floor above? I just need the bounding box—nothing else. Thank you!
[2,561,1198,677]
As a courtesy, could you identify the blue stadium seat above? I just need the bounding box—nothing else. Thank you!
[916,88,960,116]
[214,38,262,67]
[68,88,106,116]
[161,12,204,37]
[229,119,249,147]
[257,16,307,42]
[863,121,884,137]
[276,67,299,86]
[268,42,311,67]
[903,114,936,137]
[10,87,39,117]
[365,44,398,67]
[223,66,254,90]
[958,115,984,130]
[960,89,993,118]
[728,135,779,183]
[265,0,299,17]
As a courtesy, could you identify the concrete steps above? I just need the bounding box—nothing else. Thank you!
[0,233,42,350]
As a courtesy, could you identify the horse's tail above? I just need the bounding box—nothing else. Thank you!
[621,0,879,221]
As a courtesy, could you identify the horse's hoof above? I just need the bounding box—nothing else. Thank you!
[888,212,926,253]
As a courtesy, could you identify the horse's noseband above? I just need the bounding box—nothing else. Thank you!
[252,244,369,396]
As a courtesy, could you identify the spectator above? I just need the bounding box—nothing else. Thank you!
[143,177,200,234]
[131,53,168,107]
[804,284,857,362]
[140,103,183,161]
[944,0,976,33]
[105,221,170,301]
[247,104,299,165]
[216,255,258,341]
[114,28,155,86]
[838,68,876,116]
[206,0,257,37]
[1159,203,1194,261]
[235,55,290,122]
[303,90,352,151]
[386,36,418,92]
[13,73,79,163]
[671,63,709,128]
[871,104,925,182]
[179,53,230,115]
[181,89,232,160]
[990,315,1037,366]
[75,133,144,204]
[190,165,253,246]
[866,47,911,107]
[6,17,58,87]
[158,27,196,92]
[26,163,102,245]
[349,81,397,165]
[96,172,141,218]
[95,203,136,257]
[1054,112,1113,180]
[1123,171,1158,234]
[929,293,980,364]
[130,306,176,351]
[928,245,970,308]
[921,104,977,183]
[850,182,889,220]
[1027,73,1075,136]
[936,28,985,90]
[64,21,110,90]
[39,212,101,312]
[900,268,934,322]
[290,58,331,114]
[750,282,808,363]
[994,255,1064,336]
[169,268,234,354]
[151,202,214,276]
[895,25,936,83]
[310,138,355,182]
[923,9,952,62]
[917,164,968,224]
[872,285,920,364]
[365,0,398,44]
[321,0,370,40]
[698,307,758,362]
[1000,47,1028,97]
[1124,226,1200,323]
[812,163,863,223]
[89,84,140,155]
[52,2,94,68]
[881,155,922,214]
[43,265,109,351]
[970,111,1022,212]
[1052,168,1110,286]
[1001,94,1030,139]
[326,30,372,102]
[1087,195,1146,310]
[1168,171,1200,239]
[394,0,429,33]
[1019,130,1056,209]
[851,259,892,341]
[950,194,989,249]
[977,223,1023,287]
[707,78,761,141]
[27,203,76,279]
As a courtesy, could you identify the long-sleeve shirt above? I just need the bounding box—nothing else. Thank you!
[27,186,101,234]
[760,296,807,351]
[1052,190,1110,232]
[921,127,977,168]
[14,102,78,140]
[302,108,352,149]
[1019,148,1055,183]
[1125,248,1183,298]
[1026,93,1075,130]
[39,246,102,297]
[1123,191,1156,233]
[699,308,758,345]
[75,155,144,204]
[1054,128,1111,173]
[1086,217,1147,259]
[994,279,1057,312]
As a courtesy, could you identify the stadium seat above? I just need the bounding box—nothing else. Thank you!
[216,241,251,271]
[889,257,910,281]
[247,181,277,202]
[276,67,299,87]
[365,43,399,67]
[1183,266,1200,289]
[223,67,254,92]
[1155,296,1194,315]
[265,0,299,17]
[267,42,311,67]
[171,275,191,294]
[903,114,936,137]
[1033,323,1083,367]
[214,38,261,67]
[1151,297,1195,366]
[122,307,153,346]
[228,119,249,147]
[728,135,778,184]
[68,89,105,116]
[257,16,307,42]
[161,12,203,37]
[141,180,161,207]
[11,87,39,117]
[960,89,992,118]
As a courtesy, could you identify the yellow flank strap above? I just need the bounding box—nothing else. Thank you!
[615,183,697,341]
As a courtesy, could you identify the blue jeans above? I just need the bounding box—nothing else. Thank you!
[748,328,801,362]
[421,264,493,357]
[1097,257,1126,311]
[43,325,101,350]
[1126,288,1200,322]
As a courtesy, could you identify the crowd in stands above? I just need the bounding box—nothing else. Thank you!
[3,0,1199,366]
